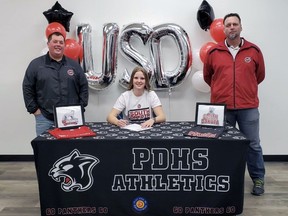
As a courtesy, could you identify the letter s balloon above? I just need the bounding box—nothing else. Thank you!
[119,23,154,89]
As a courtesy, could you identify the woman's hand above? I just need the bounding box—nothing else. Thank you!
[141,118,155,128]
[117,119,129,127]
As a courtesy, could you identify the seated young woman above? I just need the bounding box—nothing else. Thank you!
[107,66,166,128]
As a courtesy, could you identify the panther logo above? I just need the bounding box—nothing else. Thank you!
[49,149,100,192]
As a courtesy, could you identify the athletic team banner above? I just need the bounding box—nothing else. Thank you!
[32,122,249,216]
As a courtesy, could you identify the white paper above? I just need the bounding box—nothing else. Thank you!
[122,124,152,132]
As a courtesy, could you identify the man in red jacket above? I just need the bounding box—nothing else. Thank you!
[203,13,265,196]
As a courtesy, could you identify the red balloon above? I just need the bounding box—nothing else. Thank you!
[77,33,83,62]
[45,22,67,39]
[78,45,83,62]
[200,41,216,63]
[64,39,81,60]
[209,18,226,42]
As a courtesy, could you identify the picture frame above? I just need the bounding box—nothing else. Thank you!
[54,104,85,129]
[195,102,226,127]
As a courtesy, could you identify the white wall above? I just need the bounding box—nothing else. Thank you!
[0,0,287,155]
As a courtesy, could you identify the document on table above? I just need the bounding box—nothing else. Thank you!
[122,124,152,132]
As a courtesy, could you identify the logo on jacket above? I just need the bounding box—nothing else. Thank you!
[244,57,251,63]
[67,69,75,76]
[48,149,100,192]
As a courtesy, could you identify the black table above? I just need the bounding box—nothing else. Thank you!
[32,122,249,216]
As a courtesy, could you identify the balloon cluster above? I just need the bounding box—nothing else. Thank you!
[192,0,226,93]
[43,2,82,61]
[75,23,191,91]
[40,1,224,93]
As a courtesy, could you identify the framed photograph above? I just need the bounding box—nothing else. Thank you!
[54,105,85,129]
[195,102,226,127]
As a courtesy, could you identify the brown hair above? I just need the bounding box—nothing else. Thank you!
[128,66,151,91]
[47,32,65,43]
[223,13,241,24]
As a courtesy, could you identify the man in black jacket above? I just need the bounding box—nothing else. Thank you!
[23,32,88,136]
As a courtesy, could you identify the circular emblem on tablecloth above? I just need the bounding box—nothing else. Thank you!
[132,197,148,213]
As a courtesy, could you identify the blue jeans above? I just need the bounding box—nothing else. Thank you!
[226,108,265,181]
[35,114,54,136]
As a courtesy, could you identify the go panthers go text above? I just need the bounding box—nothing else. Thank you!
[45,206,108,215]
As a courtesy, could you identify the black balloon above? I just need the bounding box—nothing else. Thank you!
[197,0,215,31]
[43,1,73,32]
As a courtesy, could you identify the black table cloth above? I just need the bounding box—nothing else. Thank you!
[32,121,249,216]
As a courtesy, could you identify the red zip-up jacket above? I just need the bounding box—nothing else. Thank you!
[203,38,265,110]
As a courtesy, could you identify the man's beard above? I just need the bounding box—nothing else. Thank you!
[228,33,238,40]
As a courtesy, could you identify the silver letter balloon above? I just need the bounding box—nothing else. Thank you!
[76,23,119,90]
[119,23,192,90]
